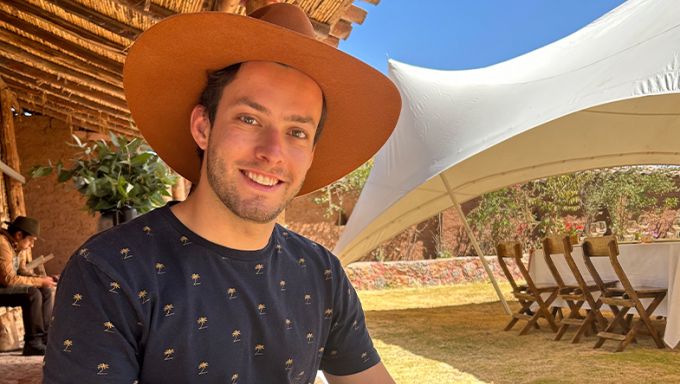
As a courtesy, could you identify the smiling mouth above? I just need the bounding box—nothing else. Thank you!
[243,170,281,187]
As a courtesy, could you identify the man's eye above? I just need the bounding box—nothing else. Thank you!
[290,129,308,139]
[239,116,257,125]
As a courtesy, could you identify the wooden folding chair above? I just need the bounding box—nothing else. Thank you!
[543,235,617,343]
[496,241,559,335]
[582,236,667,352]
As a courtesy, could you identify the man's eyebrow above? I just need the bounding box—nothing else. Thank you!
[236,97,269,114]
[237,97,317,126]
[286,114,316,126]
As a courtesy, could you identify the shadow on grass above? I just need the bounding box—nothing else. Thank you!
[367,302,680,384]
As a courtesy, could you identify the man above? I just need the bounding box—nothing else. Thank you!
[44,3,400,383]
[0,216,56,356]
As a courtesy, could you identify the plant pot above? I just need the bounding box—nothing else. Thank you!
[98,206,138,232]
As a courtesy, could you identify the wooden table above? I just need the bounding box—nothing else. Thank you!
[529,241,680,348]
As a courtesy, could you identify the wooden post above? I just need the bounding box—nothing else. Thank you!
[0,79,27,218]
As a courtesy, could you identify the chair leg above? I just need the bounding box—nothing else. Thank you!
[595,306,630,349]
[572,311,593,344]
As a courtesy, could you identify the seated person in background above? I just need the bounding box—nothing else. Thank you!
[0,216,57,356]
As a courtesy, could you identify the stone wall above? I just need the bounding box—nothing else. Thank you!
[345,257,523,290]
[14,116,98,274]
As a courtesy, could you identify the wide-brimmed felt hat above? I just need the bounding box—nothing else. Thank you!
[5,216,40,237]
[123,3,401,195]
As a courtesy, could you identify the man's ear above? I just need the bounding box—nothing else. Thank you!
[190,105,211,150]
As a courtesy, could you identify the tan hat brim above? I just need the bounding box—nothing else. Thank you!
[123,11,401,195]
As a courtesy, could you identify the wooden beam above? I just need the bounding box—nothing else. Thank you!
[6,0,130,50]
[114,0,172,20]
[0,61,128,112]
[0,26,122,86]
[4,76,131,121]
[0,12,125,68]
[358,0,379,5]
[15,97,138,137]
[310,19,331,39]
[0,159,25,184]
[321,35,340,47]
[0,87,27,216]
[49,0,144,41]
[330,19,352,40]
[342,5,367,24]
[0,5,126,64]
[0,39,125,99]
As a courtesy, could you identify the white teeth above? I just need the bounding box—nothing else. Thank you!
[245,171,278,186]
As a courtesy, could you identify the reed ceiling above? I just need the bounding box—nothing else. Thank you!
[0,0,377,137]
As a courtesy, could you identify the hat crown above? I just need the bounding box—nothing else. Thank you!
[248,3,315,38]
[8,216,40,237]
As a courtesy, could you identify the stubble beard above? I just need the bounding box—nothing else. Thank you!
[205,140,303,224]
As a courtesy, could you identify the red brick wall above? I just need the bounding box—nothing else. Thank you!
[14,116,98,274]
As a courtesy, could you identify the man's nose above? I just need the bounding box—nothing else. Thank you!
[255,128,284,163]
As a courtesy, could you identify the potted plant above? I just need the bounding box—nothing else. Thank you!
[30,132,177,228]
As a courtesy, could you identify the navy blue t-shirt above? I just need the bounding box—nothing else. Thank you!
[43,204,379,383]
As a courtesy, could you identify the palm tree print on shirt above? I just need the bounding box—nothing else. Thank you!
[180,236,191,246]
[103,322,115,333]
[232,329,241,342]
[257,304,266,315]
[191,273,201,286]
[324,309,333,319]
[361,352,370,363]
[255,264,264,275]
[298,257,306,267]
[318,347,324,357]
[304,294,311,305]
[197,316,208,329]
[353,320,360,330]
[155,263,166,274]
[275,244,282,253]
[231,373,239,383]
[143,226,152,236]
[63,339,73,352]
[324,269,332,280]
[138,290,150,304]
[164,348,175,360]
[96,363,109,375]
[227,288,237,299]
[254,344,264,356]
[285,319,293,329]
[72,293,82,306]
[198,362,208,375]
[306,332,314,344]
[285,358,293,370]
[109,282,120,293]
[120,248,132,260]
[78,248,89,257]
[163,304,174,316]
[280,280,286,291]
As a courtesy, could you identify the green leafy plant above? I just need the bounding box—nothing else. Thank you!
[314,159,373,223]
[30,132,177,215]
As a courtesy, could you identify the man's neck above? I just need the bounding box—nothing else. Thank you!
[170,186,276,251]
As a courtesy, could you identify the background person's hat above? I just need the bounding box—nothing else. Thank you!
[5,216,40,237]
[123,3,401,195]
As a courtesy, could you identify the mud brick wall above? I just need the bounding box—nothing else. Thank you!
[14,116,98,274]
[344,257,524,290]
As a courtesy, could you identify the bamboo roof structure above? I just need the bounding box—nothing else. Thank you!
[0,0,378,136]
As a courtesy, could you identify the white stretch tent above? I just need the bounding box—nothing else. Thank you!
[334,0,680,264]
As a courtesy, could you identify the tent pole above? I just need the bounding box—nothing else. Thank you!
[439,175,511,315]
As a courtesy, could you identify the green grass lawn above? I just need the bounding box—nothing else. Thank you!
[357,282,680,384]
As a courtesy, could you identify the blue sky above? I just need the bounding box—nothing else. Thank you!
[340,0,627,73]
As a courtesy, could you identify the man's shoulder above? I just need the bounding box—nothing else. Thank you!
[275,225,342,267]
[72,207,170,267]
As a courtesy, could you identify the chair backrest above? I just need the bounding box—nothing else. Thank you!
[496,241,539,293]
[542,235,572,288]
[582,236,631,294]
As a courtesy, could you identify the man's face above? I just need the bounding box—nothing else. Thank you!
[15,233,36,251]
[202,61,323,223]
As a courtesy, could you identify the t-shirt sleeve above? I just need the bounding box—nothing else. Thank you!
[43,250,143,383]
[320,261,380,376]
